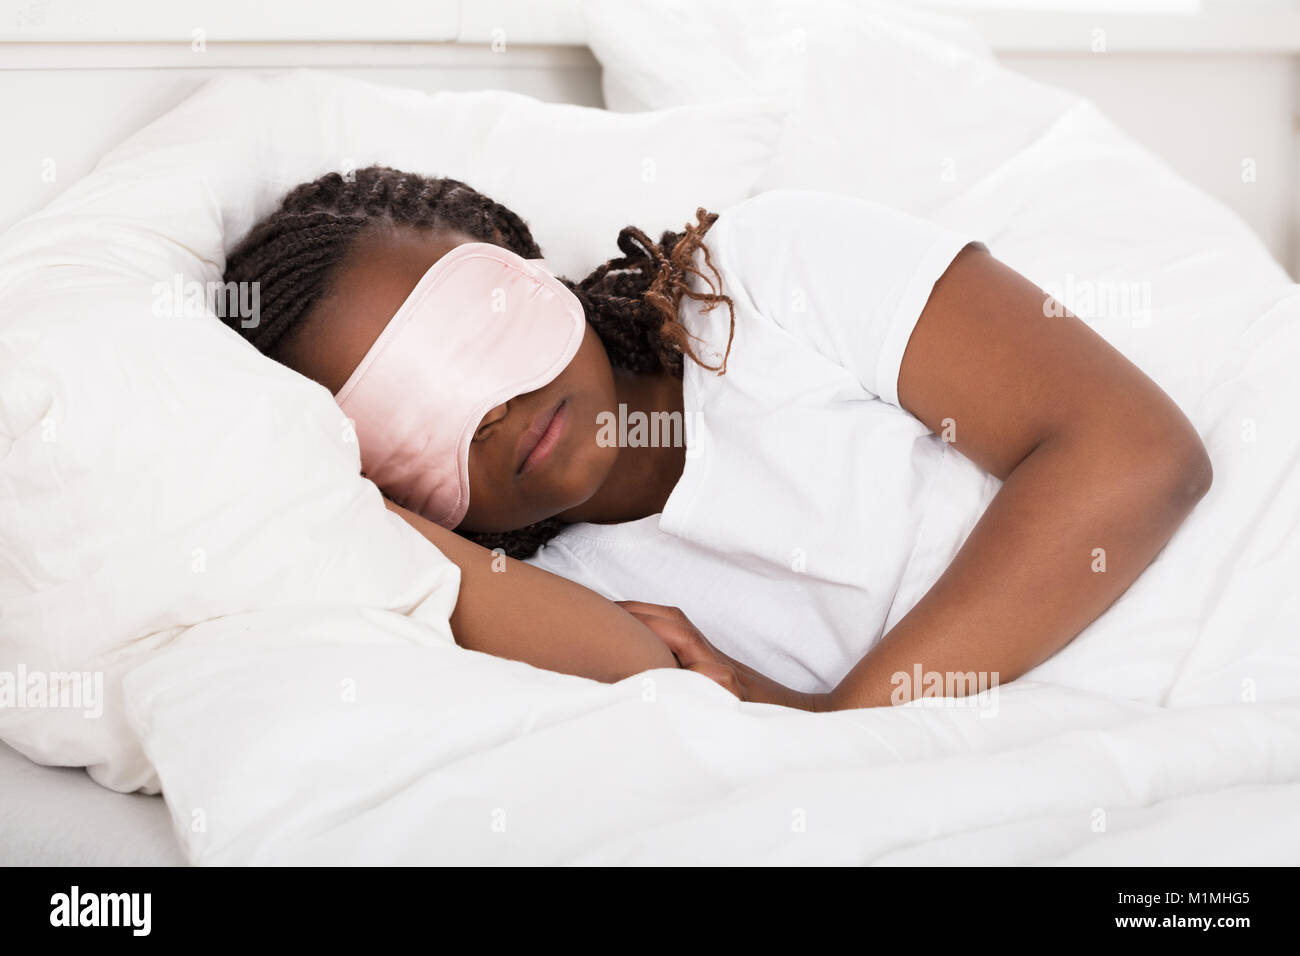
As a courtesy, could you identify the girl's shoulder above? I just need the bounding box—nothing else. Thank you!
[708,188,897,244]
[697,188,930,300]
[690,189,984,405]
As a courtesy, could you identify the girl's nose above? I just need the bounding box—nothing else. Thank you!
[473,401,510,441]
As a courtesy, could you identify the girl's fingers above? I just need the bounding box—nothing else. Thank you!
[617,602,701,648]
[615,600,687,624]
[626,611,713,667]
[616,602,725,681]
[689,662,741,699]
[627,610,691,655]
[619,604,739,696]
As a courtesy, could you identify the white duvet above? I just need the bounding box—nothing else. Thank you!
[5,0,1300,864]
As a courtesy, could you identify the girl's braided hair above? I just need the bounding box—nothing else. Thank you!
[221,165,735,558]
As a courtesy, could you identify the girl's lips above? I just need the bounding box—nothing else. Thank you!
[516,400,567,476]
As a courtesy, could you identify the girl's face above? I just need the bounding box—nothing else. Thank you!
[273,226,620,533]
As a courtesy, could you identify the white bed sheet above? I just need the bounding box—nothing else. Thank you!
[0,742,183,866]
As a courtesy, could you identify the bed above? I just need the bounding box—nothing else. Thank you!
[1,0,1297,865]
[0,742,182,866]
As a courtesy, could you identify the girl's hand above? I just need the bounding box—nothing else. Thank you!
[617,601,830,712]
[616,601,745,700]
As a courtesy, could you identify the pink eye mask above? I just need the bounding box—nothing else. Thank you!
[334,241,586,529]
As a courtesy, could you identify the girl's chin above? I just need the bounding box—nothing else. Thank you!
[465,446,612,533]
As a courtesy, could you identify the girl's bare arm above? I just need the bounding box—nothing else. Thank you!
[822,245,1212,709]
[384,498,678,682]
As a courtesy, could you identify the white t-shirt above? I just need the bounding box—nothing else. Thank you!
[526,189,1003,694]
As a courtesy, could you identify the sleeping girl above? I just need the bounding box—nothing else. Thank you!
[221,166,1212,711]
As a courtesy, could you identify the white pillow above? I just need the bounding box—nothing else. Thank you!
[90,69,787,282]
[582,0,1078,218]
[0,69,785,793]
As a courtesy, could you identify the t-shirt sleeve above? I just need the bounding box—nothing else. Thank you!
[710,189,985,408]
